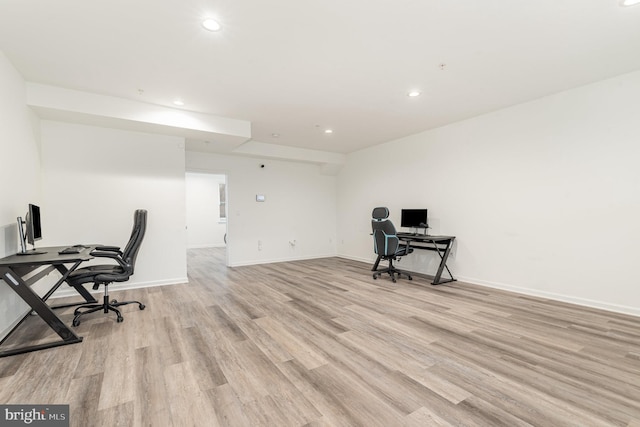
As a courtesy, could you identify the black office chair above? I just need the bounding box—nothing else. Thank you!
[371,207,413,282]
[68,209,147,326]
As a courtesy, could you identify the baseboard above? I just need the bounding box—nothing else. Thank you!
[229,253,336,267]
[336,255,639,317]
[49,277,189,299]
[188,244,226,249]
[456,275,640,318]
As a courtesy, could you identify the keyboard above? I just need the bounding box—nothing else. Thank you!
[58,245,87,255]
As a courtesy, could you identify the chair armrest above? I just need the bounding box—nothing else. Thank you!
[95,245,122,252]
[92,246,123,257]
[90,250,120,258]
[89,248,128,269]
[397,243,413,256]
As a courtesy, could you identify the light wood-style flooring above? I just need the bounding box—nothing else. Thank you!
[1,248,639,426]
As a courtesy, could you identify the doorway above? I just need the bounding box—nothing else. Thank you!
[185,172,228,265]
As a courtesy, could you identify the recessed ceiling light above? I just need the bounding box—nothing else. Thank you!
[173,100,184,106]
[202,18,221,31]
[324,129,333,134]
[407,91,421,97]
[620,0,640,5]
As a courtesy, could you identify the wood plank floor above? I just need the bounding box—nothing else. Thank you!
[1,248,639,426]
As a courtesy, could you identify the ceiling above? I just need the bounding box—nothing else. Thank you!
[1,0,639,155]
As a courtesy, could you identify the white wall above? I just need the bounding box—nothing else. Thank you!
[0,52,42,338]
[40,121,188,293]
[338,70,640,316]
[186,152,337,266]
[186,172,227,248]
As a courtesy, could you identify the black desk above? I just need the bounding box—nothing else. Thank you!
[373,234,456,285]
[0,246,97,357]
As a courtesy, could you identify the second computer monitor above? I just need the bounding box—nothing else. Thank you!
[26,203,43,245]
[400,209,428,229]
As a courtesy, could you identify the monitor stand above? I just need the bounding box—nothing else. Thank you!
[16,248,47,256]
[16,217,47,255]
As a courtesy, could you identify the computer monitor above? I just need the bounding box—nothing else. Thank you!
[16,203,46,255]
[401,209,428,229]
[26,204,42,245]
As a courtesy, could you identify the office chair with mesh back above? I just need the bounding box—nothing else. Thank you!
[371,207,413,282]
[68,209,147,326]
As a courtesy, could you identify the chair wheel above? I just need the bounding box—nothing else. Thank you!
[408,276,413,280]
[72,319,80,327]
[111,299,118,304]
[117,317,124,323]
[373,275,377,280]
[139,304,146,310]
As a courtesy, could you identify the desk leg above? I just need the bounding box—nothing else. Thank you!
[432,239,456,285]
[48,264,98,309]
[0,267,82,357]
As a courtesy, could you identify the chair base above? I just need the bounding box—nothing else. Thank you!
[373,259,412,283]
[72,294,145,326]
